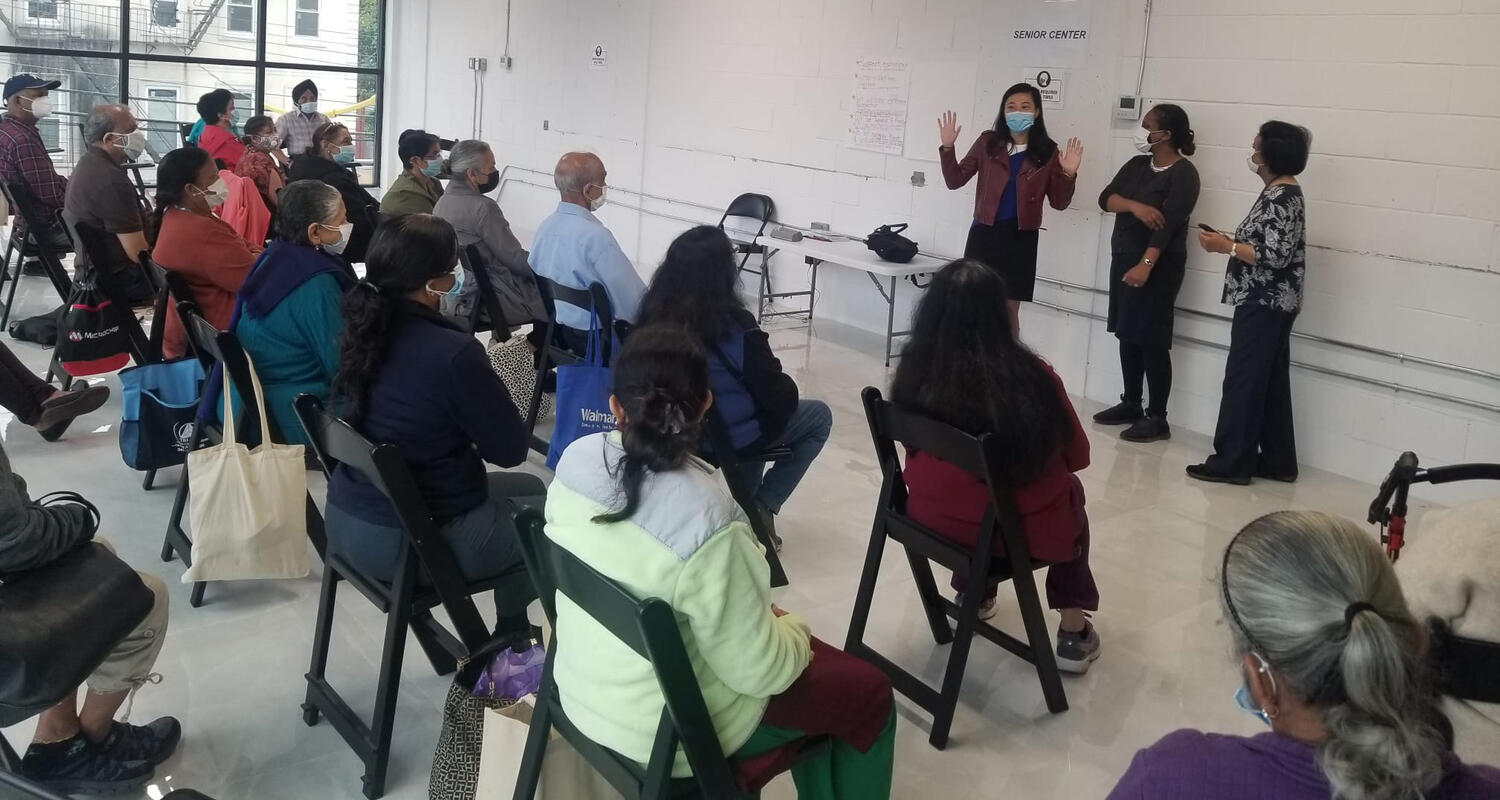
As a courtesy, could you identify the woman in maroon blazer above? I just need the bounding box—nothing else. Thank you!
[892,259,1101,674]
[939,83,1083,335]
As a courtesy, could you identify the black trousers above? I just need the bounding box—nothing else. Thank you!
[1205,304,1298,478]
[0,339,55,425]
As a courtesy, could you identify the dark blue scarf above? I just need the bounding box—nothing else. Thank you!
[235,239,356,323]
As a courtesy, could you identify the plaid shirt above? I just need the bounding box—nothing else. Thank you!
[275,110,331,156]
[0,112,67,214]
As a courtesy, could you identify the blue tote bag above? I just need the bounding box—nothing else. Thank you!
[545,311,615,470]
[118,357,206,471]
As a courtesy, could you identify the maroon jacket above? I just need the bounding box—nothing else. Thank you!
[940,131,1077,231]
[903,363,1090,563]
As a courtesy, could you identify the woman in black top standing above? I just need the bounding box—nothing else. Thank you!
[1188,121,1311,485]
[1093,104,1200,443]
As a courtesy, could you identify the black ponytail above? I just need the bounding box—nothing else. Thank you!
[331,214,459,423]
[1151,103,1195,156]
[593,325,711,524]
[150,146,212,240]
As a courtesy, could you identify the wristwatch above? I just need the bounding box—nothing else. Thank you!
[1142,257,1155,267]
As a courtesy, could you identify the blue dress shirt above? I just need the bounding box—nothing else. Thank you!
[527,202,646,330]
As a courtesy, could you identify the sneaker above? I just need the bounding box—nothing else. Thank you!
[35,381,111,441]
[1092,396,1144,426]
[1055,622,1102,674]
[955,593,998,621]
[97,717,182,767]
[20,733,154,795]
[1120,414,1171,443]
[1186,463,1252,486]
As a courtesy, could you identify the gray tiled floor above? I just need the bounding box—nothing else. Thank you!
[0,278,1440,799]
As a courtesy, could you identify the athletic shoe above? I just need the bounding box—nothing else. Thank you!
[1092,396,1144,425]
[20,733,154,795]
[1185,463,1252,486]
[97,717,182,767]
[1120,414,1171,443]
[35,381,111,441]
[1055,622,1102,674]
[955,593,998,621]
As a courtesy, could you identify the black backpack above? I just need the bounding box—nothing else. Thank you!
[865,223,919,263]
[7,303,64,347]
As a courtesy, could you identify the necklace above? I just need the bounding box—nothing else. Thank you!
[1150,155,1174,173]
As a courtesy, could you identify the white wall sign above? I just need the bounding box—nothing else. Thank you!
[1007,0,1092,69]
[590,44,608,70]
[848,56,912,156]
[1022,66,1065,106]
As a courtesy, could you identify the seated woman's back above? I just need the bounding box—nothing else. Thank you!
[544,326,812,772]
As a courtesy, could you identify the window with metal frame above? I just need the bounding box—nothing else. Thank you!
[227,0,254,34]
[295,0,320,38]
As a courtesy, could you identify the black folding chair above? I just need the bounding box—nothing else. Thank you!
[293,394,530,799]
[0,181,74,330]
[700,410,792,588]
[512,508,827,799]
[59,215,152,364]
[717,193,782,322]
[525,277,613,456]
[457,244,512,335]
[846,387,1067,749]
[124,255,184,492]
[158,310,327,608]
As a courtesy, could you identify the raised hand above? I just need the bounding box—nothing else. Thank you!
[1059,137,1083,176]
[938,111,962,148]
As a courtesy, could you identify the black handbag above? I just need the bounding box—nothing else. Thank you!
[865,223,919,263]
[0,493,154,727]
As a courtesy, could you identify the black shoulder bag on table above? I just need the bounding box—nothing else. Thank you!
[0,493,154,726]
[865,223,919,263]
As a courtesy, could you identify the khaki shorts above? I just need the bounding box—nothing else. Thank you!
[88,540,170,694]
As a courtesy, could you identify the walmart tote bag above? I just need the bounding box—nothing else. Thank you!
[544,310,614,470]
[182,351,309,583]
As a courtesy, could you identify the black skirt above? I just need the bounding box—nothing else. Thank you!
[1107,249,1186,349]
[964,220,1040,301]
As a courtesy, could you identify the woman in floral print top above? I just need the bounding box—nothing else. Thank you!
[1188,121,1312,486]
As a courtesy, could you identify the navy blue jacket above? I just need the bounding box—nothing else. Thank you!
[328,301,529,526]
[708,309,799,451]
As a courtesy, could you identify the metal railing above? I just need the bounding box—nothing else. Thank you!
[4,0,201,46]
[498,164,1497,414]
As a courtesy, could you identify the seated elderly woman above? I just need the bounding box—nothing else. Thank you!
[193,88,244,170]
[432,139,545,331]
[288,121,380,263]
[324,214,542,641]
[150,146,261,359]
[1109,510,1500,800]
[380,129,445,218]
[230,179,356,446]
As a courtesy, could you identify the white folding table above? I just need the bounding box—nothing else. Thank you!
[742,236,947,366]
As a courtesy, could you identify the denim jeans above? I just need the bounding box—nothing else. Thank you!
[739,399,833,514]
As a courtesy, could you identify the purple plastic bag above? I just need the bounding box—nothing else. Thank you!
[471,643,545,701]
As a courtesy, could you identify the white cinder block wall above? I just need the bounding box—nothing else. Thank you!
[385,0,1500,501]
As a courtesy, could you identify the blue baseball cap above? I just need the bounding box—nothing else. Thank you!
[3,73,61,101]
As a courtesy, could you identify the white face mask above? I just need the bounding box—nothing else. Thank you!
[23,95,53,119]
[1132,128,1158,154]
[320,221,354,255]
[1247,153,1262,174]
[193,177,229,208]
[587,184,607,212]
[106,129,148,161]
[299,100,318,115]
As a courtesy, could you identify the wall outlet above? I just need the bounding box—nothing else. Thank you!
[811,221,830,231]
[499,55,513,70]
[469,57,488,72]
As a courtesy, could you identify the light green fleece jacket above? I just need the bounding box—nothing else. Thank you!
[544,431,812,774]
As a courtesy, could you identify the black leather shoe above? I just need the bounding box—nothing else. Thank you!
[1186,463,1251,486]
[1092,396,1144,426]
[1255,466,1298,483]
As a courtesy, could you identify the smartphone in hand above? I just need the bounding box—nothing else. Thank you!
[1197,223,1221,235]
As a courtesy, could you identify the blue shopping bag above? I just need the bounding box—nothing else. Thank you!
[545,311,615,470]
[118,357,206,471]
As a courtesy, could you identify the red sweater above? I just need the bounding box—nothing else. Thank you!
[152,208,260,358]
[940,131,1076,231]
[198,124,245,171]
[903,364,1089,563]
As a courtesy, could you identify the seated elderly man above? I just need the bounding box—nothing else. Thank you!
[433,139,545,331]
[528,151,645,351]
[0,73,72,256]
[0,440,179,794]
[62,104,154,305]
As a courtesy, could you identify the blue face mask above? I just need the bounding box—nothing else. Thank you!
[428,267,467,318]
[1005,111,1035,133]
[420,158,443,178]
[334,144,356,164]
[1234,683,1272,727]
